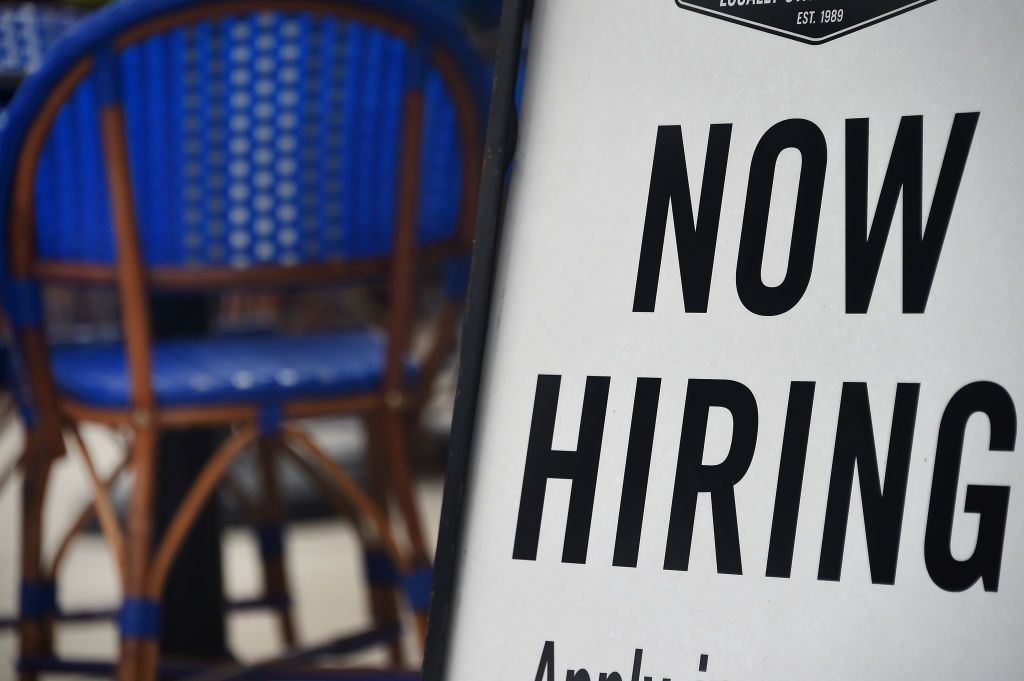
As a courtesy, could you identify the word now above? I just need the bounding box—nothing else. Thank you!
[633,114,979,315]
[513,375,1016,592]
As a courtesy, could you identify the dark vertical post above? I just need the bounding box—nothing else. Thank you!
[151,296,228,662]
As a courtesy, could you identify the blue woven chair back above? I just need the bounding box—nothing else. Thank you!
[3,0,486,273]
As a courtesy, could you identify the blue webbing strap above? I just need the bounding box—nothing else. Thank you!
[406,38,430,92]
[17,402,36,428]
[19,657,420,680]
[19,581,57,619]
[402,567,433,614]
[258,403,282,436]
[18,627,412,678]
[94,46,122,106]
[4,281,43,330]
[17,657,114,677]
[257,523,285,561]
[20,624,414,678]
[364,550,399,586]
[443,255,471,301]
[1,596,297,631]
[118,597,159,640]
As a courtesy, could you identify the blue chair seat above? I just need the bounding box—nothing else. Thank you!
[51,330,414,408]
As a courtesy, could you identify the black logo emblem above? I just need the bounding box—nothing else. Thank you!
[673,0,937,44]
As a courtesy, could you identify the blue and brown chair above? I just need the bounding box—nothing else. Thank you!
[1,2,82,121]
[0,2,83,469]
[0,0,486,678]
[0,2,82,77]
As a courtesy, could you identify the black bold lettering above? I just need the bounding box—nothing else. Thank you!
[613,378,662,568]
[633,124,732,313]
[818,383,919,584]
[925,382,1016,592]
[846,113,980,313]
[535,641,556,681]
[513,375,611,564]
[736,119,827,316]
[766,381,816,578]
[665,379,758,574]
[629,650,643,681]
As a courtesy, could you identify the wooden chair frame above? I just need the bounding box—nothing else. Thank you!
[4,2,483,680]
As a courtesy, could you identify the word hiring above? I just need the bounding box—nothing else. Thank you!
[633,113,979,316]
[513,376,1017,592]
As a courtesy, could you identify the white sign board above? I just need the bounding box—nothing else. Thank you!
[428,1,1024,679]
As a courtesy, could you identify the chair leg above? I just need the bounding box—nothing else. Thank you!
[379,408,430,567]
[256,438,297,648]
[363,415,406,667]
[274,435,407,662]
[19,438,53,681]
[117,428,160,681]
[280,424,428,649]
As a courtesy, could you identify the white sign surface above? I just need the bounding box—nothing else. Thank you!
[444,1,1024,679]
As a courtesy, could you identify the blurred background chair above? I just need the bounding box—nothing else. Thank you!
[0,2,82,122]
[0,2,80,71]
[0,0,487,678]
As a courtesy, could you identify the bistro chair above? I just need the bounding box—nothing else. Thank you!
[0,0,486,678]
[0,2,81,77]
[0,2,287,647]
[0,1,82,413]
[0,4,79,575]
[0,2,81,117]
